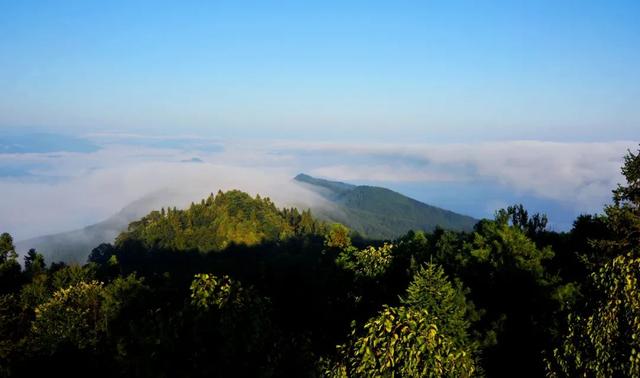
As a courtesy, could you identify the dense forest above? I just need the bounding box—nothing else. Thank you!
[0,146,639,377]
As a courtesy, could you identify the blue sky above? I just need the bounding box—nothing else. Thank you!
[1,0,639,142]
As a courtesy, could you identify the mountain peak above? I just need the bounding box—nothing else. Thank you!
[294,173,476,238]
[294,173,356,197]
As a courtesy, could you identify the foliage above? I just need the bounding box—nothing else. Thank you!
[545,146,640,377]
[467,218,555,281]
[0,233,18,263]
[336,305,476,377]
[188,273,277,377]
[19,272,50,310]
[24,249,45,277]
[117,190,326,252]
[51,263,97,290]
[0,294,21,376]
[325,223,353,250]
[548,253,640,377]
[101,274,149,323]
[0,233,21,295]
[495,204,548,238]
[598,146,640,257]
[336,243,394,279]
[30,280,106,352]
[190,273,236,310]
[402,263,472,346]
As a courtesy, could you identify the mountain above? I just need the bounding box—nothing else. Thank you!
[15,189,187,263]
[116,190,324,252]
[17,175,477,263]
[294,173,477,239]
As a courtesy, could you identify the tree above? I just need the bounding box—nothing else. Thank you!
[333,305,476,377]
[462,216,557,376]
[30,280,106,352]
[190,273,238,311]
[0,294,22,376]
[545,147,640,377]
[598,146,640,257]
[0,233,21,294]
[0,233,17,263]
[24,249,45,277]
[548,253,640,377]
[188,273,276,377]
[495,204,548,238]
[468,218,554,281]
[19,272,49,310]
[325,224,352,250]
[116,190,326,252]
[51,263,97,290]
[327,261,478,377]
[336,243,394,280]
[613,147,640,208]
[402,263,472,346]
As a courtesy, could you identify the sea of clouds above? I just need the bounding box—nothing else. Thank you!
[0,133,636,240]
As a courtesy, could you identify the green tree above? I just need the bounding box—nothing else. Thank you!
[461,215,558,376]
[598,146,640,257]
[51,263,97,290]
[30,280,106,352]
[467,218,554,281]
[402,263,473,347]
[189,273,276,377]
[547,147,640,377]
[0,233,17,263]
[325,223,352,250]
[333,305,476,377]
[190,273,237,311]
[495,204,548,238]
[0,233,21,294]
[0,294,22,376]
[19,272,50,310]
[24,249,45,277]
[548,253,640,377]
[336,243,394,280]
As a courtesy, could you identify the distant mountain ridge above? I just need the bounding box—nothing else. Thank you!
[16,175,478,263]
[294,173,477,239]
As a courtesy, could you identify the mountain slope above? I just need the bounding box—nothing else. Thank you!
[15,190,186,263]
[294,174,477,239]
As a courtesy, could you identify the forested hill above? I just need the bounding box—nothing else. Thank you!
[16,175,476,263]
[116,189,326,251]
[295,173,477,238]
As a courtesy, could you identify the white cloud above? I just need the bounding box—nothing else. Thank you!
[0,138,637,240]
[274,139,637,211]
[310,164,462,183]
[0,143,331,240]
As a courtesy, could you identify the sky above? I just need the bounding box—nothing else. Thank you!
[1,0,639,141]
[0,1,639,240]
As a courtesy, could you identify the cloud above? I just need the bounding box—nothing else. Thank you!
[0,143,332,240]
[309,164,462,183]
[274,140,637,212]
[0,136,637,240]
